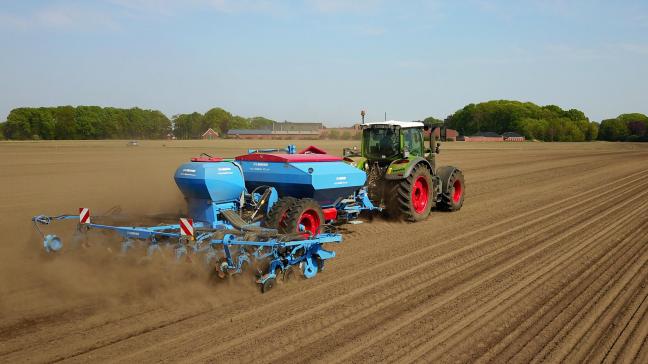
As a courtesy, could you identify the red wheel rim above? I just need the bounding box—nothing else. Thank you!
[411,176,429,213]
[452,179,463,204]
[298,209,321,237]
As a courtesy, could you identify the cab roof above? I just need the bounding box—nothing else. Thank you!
[362,120,424,128]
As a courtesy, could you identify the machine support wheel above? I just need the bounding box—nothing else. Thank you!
[276,266,295,285]
[261,278,275,293]
[438,168,465,211]
[284,199,325,237]
[390,164,434,222]
[263,196,298,233]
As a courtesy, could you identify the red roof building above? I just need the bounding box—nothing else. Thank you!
[201,128,220,140]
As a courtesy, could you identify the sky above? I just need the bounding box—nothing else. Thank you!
[0,0,647,126]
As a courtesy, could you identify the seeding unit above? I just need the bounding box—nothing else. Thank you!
[32,145,378,292]
[32,121,465,292]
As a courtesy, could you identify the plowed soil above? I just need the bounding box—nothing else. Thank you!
[1,140,647,363]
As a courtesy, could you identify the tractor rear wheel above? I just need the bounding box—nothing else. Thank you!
[390,164,434,222]
[284,198,324,237]
[437,168,465,211]
[263,196,298,232]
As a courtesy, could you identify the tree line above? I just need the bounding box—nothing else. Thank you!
[1,106,170,140]
[598,113,648,142]
[442,100,599,142]
[2,102,647,141]
[436,100,647,142]
[0,106,276,140]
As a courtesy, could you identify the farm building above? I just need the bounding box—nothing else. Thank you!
[457,131,526,142]
[503,132,525,142]
[272,121,322,132]
[227,129,320,140]
[321,124,361,139]
[459,132,504,142]
[227,120,323,139]
[201,128,219,140]
[427,127,459,141]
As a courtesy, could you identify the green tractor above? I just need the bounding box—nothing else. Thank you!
[346,121,465,222]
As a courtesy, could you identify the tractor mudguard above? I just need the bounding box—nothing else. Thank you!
[383,157,432,180]
[353,157,368,171]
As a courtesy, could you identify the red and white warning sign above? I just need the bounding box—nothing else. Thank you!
[79,208,90,224]
[179,218,194,237]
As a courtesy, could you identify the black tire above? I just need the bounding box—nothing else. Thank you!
[261,278,275,293]
[284,198,325,236]
[437,167,465,211]
[263,197,298,232]
[389,164,434,222]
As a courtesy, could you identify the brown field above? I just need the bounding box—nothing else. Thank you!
[1,139,648,363]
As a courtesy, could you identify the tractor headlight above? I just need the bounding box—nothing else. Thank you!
[364,162,368,170]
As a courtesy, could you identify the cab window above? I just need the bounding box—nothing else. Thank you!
[363,126,400,159]
[403,128,422,156]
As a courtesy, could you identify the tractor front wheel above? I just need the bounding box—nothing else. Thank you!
[437,167,465,211]
[391,164,434,222]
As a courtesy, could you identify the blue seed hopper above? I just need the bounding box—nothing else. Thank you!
[235,151,366,207]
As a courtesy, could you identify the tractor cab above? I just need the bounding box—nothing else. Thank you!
[361,121,427,161]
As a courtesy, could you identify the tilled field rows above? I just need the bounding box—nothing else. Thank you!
[57,152,648,363]
[1,142,647,363]
[199,170,648,364]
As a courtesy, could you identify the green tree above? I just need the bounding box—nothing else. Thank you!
[75,106,102,138]
[54,106,77,139]
[4,108,32,139]
[586,122,599,141]
[27,108,56,139]
[203,107,232,134]
[446,100,591,141]
[173,112,203,139]
[422,116,443,127]
[228,115,250,132]
[598,113,648,141]
[599,118,628,141]
[619,113,648,136]
[249,116,275,130]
